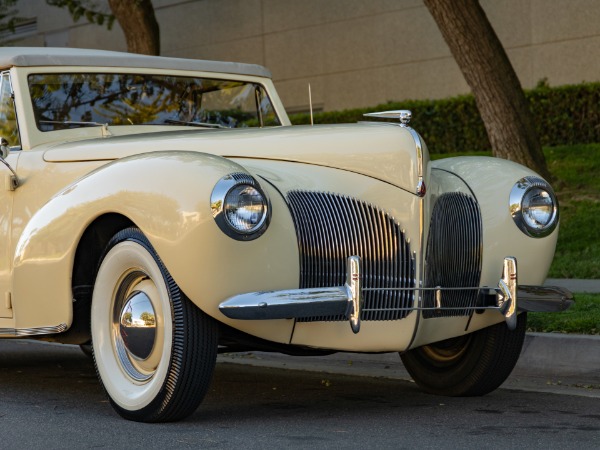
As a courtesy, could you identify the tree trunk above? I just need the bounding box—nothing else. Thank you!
[108,0,160,56]
[423,0,551,180]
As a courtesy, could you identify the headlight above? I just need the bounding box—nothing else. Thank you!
[211,173,270,240]
[510,176,558,237]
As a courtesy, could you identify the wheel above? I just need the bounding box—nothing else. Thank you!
[91,227,217,422]
[400,313,527,396]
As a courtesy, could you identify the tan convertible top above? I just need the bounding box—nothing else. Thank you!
[0,47,272,78]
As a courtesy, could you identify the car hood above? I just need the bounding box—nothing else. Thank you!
[43,123,424,193]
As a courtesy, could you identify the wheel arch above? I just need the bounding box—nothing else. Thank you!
[11,151,251,333]
[56,213,136,344]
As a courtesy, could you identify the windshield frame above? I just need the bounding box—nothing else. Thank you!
[11,65,290,150]
[28,72,281,132]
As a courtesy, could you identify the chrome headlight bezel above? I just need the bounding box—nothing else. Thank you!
[509,176,559,238]
[211,172,270,241]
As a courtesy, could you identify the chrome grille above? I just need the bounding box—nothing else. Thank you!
[423,192,482,318]
[287,191,415,322]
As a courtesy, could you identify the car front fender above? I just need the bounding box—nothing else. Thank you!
[430,156,558,287]
[12,151,299,342]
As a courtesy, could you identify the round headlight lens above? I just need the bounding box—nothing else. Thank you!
[521,187,555,230]
[224,185,267,233]
[510,176,558,237]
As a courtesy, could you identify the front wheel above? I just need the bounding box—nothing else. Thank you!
[400,313,527,396]
[91,228,217,422]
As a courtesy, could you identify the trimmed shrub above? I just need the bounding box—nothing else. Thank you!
[288,81,600,154]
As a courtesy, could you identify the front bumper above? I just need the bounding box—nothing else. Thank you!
[219,256,573,333]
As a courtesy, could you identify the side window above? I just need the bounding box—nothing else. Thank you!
[0,72,21,153]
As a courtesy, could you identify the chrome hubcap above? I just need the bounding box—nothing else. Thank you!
[119,291,156,360]
[113,271,162,382]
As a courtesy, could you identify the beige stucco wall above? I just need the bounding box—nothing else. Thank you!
[7,0,600,112]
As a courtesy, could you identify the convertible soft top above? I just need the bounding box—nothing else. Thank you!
[0,47,272,78]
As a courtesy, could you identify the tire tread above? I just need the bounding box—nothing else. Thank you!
[401,314,527,397]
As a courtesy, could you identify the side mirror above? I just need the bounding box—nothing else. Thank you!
[0,137,19,190]
[0,137,9,159]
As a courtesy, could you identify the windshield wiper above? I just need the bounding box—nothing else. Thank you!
[39,120,112,136]
[164,119,227,129]
[40,120,107,127]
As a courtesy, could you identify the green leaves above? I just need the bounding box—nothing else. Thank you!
[46,0,115,29]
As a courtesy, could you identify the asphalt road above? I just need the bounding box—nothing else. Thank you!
[1,340,599,449]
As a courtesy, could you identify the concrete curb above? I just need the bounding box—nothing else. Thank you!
[517,332,600,378]
[218,332,600,389]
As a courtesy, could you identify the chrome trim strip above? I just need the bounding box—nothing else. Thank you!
[406,127,425,197]
[0,323,68,337]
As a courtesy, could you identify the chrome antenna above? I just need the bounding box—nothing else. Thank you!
[309,83,314,126]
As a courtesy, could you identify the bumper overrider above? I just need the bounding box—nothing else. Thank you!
[219,256,573,334]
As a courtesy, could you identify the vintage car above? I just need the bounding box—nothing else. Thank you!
[0,47,572,422]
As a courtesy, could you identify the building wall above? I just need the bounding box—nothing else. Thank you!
[8,0,600,112]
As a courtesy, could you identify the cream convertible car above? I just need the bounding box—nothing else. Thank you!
[0,48,571,422]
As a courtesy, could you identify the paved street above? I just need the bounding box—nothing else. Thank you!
[1,340,599,449]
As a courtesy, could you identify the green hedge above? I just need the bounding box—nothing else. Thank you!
[288,81,600,154]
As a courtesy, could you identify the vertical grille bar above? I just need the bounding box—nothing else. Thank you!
[423,192,483,318]
[287,191,415,322]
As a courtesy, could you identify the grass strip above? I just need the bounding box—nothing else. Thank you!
[527,294,600,335]
[545,144,600,279]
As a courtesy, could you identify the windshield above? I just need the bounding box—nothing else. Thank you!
[28,73,281,131]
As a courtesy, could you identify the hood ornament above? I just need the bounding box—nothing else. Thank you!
[363,110,412,127]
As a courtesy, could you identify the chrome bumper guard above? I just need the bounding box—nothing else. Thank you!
[219,256,573,334]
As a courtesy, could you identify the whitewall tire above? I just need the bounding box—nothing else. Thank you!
[91,228,217,422]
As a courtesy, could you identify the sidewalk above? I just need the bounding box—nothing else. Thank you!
[218,333,600,398]
[544,278,600,293]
